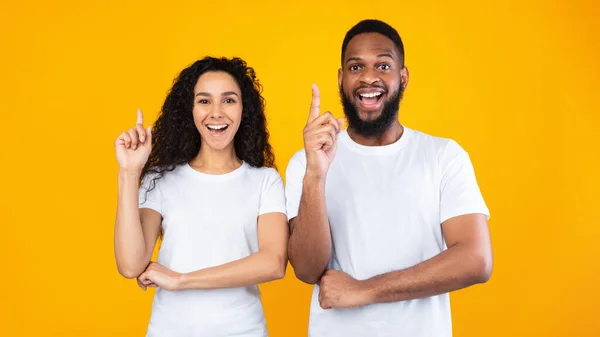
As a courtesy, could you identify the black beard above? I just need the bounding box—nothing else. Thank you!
[340,85,404,138]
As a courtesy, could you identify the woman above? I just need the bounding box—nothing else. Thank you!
[113,56,288,337]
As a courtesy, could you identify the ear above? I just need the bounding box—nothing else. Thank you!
[401,66,410,91]
[338,68,343,90]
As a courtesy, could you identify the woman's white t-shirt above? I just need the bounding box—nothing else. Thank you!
[138,162,286,337]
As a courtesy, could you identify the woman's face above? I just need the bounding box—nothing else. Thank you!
[192,71,243,152]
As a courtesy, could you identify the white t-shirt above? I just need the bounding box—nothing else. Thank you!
[138,161,286,337]
[285,126,489,337]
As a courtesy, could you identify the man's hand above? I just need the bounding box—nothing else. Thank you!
[318,269,372,309]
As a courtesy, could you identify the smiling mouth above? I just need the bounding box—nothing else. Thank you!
[206,124,229,136]
[357,91,384,109]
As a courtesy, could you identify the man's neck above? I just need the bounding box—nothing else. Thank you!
[347,121,404,146]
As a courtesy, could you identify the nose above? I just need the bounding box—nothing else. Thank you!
[209,102,224,120]
[359,67,380,86]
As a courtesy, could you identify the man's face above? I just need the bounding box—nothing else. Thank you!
[339,32,409,137]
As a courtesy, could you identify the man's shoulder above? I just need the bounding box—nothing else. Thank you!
[408,127,472,161]
[284,149,307,182]
[407,127,457,150]
[407,127,472,169]
[288,149,307,166]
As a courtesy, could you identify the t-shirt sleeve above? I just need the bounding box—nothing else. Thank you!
[284,150,307,222]
[138,172,162,215]
[258,168,287,216]
[439,140,490,224]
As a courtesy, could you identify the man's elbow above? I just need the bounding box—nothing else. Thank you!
[291,263,324,284]
[293,269,319,284]
[287,246,328,284]
[473,251,493,283]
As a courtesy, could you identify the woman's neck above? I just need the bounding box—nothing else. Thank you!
[188,145,242,174]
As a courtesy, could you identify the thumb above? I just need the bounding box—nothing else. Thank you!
[336,118,344,133]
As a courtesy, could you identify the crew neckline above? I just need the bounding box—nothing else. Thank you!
[339,126,413,155]
[183,161,247,181]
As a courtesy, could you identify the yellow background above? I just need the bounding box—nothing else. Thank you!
[1,0,599,336]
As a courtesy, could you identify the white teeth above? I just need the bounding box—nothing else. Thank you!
[359,92,382,98]
[207,124,228,130]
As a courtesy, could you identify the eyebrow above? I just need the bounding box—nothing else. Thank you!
[195,91,240,97]
[345,53,395,64]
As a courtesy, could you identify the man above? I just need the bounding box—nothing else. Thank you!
[285,19,492,336]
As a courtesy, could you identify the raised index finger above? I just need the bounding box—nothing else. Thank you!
[136,108,144,126]
[307,83,320,124]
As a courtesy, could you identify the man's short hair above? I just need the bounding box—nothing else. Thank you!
[341,19,405,66]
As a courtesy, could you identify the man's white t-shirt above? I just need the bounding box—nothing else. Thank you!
[138,161,286,337]
[285,126,489,337]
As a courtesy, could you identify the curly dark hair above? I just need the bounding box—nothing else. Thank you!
[140,56,275,190]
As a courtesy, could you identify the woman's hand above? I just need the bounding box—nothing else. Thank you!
[115,108,152,172]
[137,262,182,291]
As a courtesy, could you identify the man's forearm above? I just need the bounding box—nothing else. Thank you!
[288,176,331,284]
[362,243,492,304]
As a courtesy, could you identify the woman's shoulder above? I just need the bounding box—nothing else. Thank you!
[141,164,188,185]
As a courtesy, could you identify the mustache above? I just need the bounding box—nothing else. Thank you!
[353,84,388,96]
